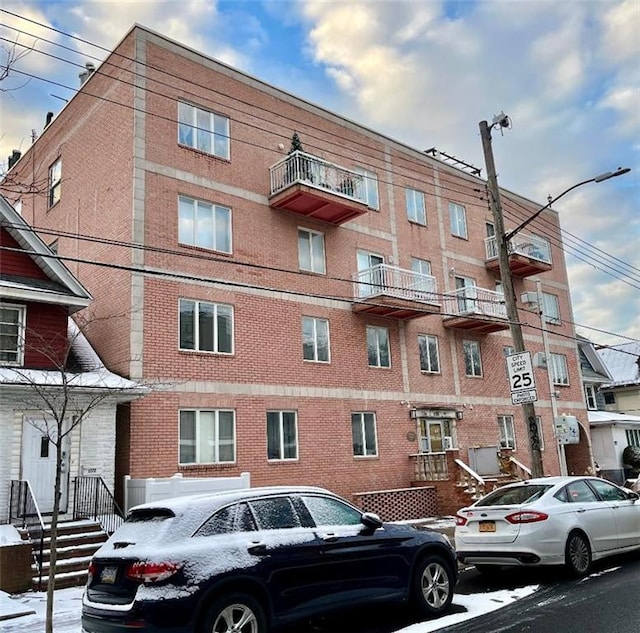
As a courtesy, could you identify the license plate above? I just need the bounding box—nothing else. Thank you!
[479,521,496,533]
[100,565,118,584]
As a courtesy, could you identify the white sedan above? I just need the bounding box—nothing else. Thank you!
[455,476,640,576]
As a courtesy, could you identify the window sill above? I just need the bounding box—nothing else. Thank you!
[178,143,231,163]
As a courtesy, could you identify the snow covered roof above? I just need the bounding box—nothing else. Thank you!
[597,342,640,387]
[0,318,145,398]
[588,410,640,427]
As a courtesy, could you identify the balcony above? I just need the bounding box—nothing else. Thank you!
[442,287,509,333]
[485,233,552,277]
[269,151,369,225]
[352,264,441,320]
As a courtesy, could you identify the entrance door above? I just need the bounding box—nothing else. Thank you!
[455,276,477,313]
[356,251,384,298]
[21,417,68,513]
[418,419,445,453]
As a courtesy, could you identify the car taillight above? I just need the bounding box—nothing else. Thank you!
[505,510,549,524]
[87,561,96,585]
[455,514,468,526]
[125,561,181,584]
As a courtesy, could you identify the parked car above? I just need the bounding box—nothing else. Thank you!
[455,476,640,577]
[82,486,457,633]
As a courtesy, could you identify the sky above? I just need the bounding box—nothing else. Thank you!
[0,0,638,345]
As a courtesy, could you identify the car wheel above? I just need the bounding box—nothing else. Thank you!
[411,555,455,617]
[565,531,592,577]
[202,593,266,633]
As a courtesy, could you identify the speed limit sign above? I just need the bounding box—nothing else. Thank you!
[506,352,537,404]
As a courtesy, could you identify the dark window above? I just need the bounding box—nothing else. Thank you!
[475,485,551,506]
[250,497,300,530]
[588,478,627,501]
[196,505,238,536]
[603,392,616,405]
[564,480,598,503]
[302,495,362,526]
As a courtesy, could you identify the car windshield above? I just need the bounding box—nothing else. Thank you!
[475,484,552,506]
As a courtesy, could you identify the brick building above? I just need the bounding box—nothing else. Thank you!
[2,25,594,517]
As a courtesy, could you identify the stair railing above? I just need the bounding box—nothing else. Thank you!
[73,476,125,535]
[9,479,45,589]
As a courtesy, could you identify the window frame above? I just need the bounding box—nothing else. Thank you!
[298,228,326,274]
[550,353,569,386]
[366,325,391,368]
[355,168,379,210]
[463,339,483,377]
[542,292,561,325]
[584,384,597,410]
[498,415,516,450]
[178,195,232,254]
[418,333,440,373]
[405,188,427,225]
[178,101,230,159]
[48,158,62,208]
[179,298,234,354]
[449,201,468,238]
[351,412,378,457]
[266,410,299,461]
[411,257,432,277]
[179,409,236,465]
[0,303,26,366]
[302,316,330,363]
[626,428,640,447]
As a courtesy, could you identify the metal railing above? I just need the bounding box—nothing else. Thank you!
[410,453,449,481]
[485,233,551,264]
[9,479,44,589]
[442,286,507,319]
[270,150,367,203]
[353,264,440,305]
[73,476,124,535]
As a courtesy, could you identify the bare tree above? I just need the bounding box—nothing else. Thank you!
[7,310,146,633]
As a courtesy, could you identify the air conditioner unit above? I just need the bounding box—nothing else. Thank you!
[534,352,547,368]
[443,436,454,450]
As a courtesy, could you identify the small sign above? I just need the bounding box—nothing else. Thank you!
[506,352,537,394]
[511,389,538,405]
[555,414,580,444]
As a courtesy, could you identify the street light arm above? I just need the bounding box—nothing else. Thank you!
[503,167,631,243]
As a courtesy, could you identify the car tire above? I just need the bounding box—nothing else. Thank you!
[201,592,266,633]
[411,554,455,617]
[565,531,592,577]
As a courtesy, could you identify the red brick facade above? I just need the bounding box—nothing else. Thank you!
[3,26,592,513]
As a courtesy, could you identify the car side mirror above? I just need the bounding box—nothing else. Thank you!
[628,491,640,502]
[361,512,383,530]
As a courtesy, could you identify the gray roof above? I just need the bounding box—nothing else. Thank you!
[597,342,640,387]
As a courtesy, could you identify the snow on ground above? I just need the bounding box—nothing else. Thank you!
[0,584,539,633]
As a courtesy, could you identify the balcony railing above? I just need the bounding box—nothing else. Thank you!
[352,264,441,319]
[443,286,507,319]
[269,151,370,224]
[485,233,552,277]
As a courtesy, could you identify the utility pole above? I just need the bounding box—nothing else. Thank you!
[479,118,544,478]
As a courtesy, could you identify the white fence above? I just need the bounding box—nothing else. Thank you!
[123,472,251,512]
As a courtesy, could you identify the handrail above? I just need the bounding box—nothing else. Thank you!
[453,458,485,486]
[9,480,45,589]
[73,476,125,535]
[509,455,532,478]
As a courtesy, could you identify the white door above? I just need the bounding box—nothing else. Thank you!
[455,276,477,313]
[356,251,384,298]
[21,417,68,514]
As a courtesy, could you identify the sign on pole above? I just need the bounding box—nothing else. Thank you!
[506,351,538,405]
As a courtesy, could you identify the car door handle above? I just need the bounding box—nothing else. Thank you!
[320,532,339,542]
[247,541,267,555]
[576,508,586,513]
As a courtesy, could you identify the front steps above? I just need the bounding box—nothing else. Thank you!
[22,519,109,590]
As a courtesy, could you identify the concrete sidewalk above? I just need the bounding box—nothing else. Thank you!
[0,591,36,621]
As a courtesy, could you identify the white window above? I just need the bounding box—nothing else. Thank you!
[179,409,235,464]
[178,102,230,159]
[455,276,478,313]
[48,158,61,207]
[178,196,231,253]
[302,316,330,362]
[542,292,561,325]
[584,385,597,410]
[463,340,482,377]
[411,258,432,276]
[298,229,326,274]
[13,199,22,216]
[406,188,426,225]
[626,429,640,447]
[356,250,384,298]
[418,334,440,373]
[0,304,25,365]
[267,411,298,460]
[367,326,390,368]
[179,299,233,354]
[351,412,378,457]
[449,202,467,238]
[355,168,379,210]
[498,415,516,449]
[550,353,569,385]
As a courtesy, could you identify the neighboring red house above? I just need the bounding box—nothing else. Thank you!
[2,25,593,517]
[0,194,140,523]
